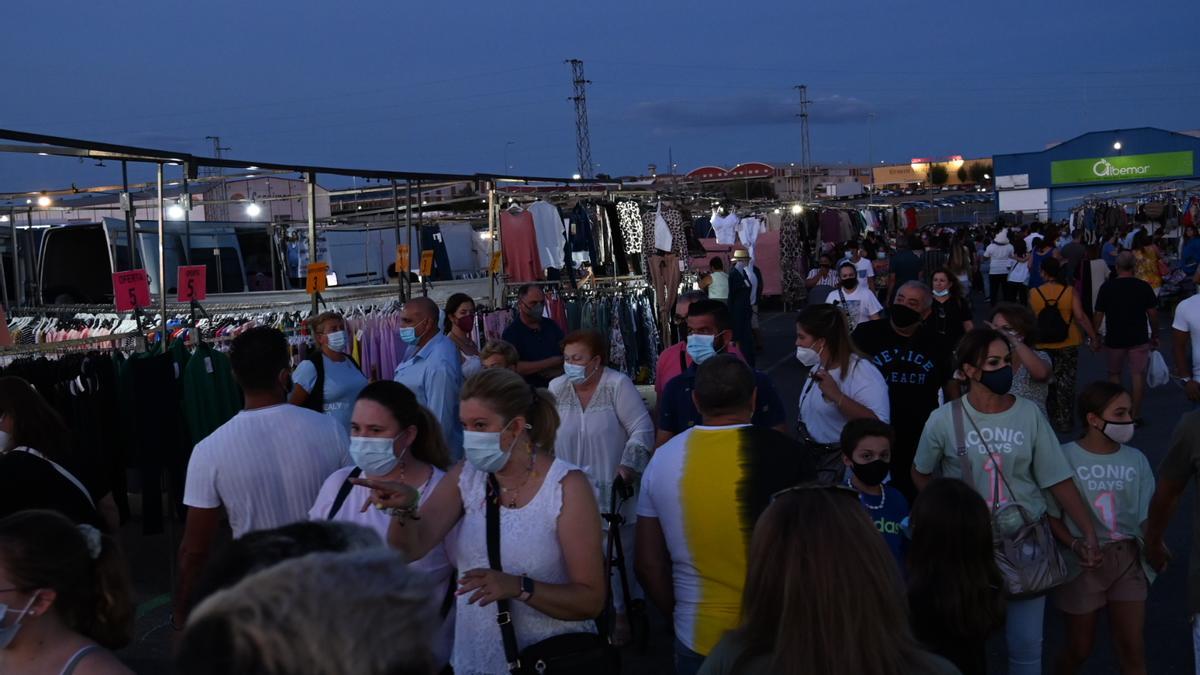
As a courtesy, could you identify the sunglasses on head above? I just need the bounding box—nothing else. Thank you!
[770,482,859,503]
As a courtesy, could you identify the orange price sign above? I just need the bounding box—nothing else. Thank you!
[396,244,410,277]
[490,251,502,274]
[419,250,434,277]
[306,262,329,295]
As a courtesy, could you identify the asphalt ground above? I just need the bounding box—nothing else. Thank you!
[117,288,1198,674]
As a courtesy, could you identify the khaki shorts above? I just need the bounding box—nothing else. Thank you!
[1054,539,1147,614]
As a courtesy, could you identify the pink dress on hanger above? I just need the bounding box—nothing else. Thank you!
[500,209,544,282]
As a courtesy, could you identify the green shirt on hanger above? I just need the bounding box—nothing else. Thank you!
[182,341,243,447]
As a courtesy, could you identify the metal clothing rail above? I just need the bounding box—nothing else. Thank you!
[0,330,144,355]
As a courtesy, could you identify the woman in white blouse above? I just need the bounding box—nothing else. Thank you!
[793,304,891,484]
[549,329,654,645]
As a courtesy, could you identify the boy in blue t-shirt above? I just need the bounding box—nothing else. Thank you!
[840,418,910,568]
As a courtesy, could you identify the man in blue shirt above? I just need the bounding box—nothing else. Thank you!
[502,285,564,388]
[656,299,786,447]
[393,297,463,458]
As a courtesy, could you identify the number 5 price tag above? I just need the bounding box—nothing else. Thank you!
[177,265,207,302]
[112,270,150,312]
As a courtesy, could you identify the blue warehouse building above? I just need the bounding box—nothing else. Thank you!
[993,127,1200,221]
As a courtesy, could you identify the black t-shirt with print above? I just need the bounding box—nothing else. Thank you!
[852,319,952,439]
[0,450,104,529]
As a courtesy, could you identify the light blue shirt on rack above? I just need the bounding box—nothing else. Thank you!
[394,332,464,459]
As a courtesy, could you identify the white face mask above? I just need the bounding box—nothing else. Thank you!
[795,344,823,368]
[325,330,348,353]
[1100,419,1135,445]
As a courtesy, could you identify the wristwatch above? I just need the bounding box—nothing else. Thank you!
[518,575,535,602]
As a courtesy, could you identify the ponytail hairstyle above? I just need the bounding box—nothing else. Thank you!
[795,304,860,373]
[0,510,133,649]
[0,376,71,463]
[461,368,560,453]
[355,381,450,470]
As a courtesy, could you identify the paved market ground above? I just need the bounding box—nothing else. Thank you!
[119,294,1198,674]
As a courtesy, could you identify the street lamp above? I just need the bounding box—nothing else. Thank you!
[36,195,51,207]
[245,202,262,217]
[1113,142,1122,151]
[167,203,185,220]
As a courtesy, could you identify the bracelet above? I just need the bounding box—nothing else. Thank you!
[377,503,421,522]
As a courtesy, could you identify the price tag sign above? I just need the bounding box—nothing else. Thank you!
[112,270,150,312]
[177,265,207,302]
[490,251,503,274]
[306,262,329,295]
[419,250,434,277]
[396,244,410,276]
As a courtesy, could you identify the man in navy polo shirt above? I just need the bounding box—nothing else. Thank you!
[502,284,565,388]
[656,299,787,448]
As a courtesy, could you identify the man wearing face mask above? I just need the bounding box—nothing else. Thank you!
[656,300,786,448]
[852,281,954,501]
[291,312,368,435]
[825,261,883,332]
[839,419,910,570]
[727,249,760,366]
[394,298,464,459]
[501,285,565,388]
[175,327,350,629]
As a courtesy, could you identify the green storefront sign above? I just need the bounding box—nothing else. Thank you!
[1051,151,1194,184]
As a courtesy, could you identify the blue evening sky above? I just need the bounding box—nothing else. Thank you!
[1,0,1196,191]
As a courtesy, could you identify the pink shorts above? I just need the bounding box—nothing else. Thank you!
[1104,343,1150,377]
[1054,539,1147,614]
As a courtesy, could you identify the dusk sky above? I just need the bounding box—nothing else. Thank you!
[2,0,1197,192]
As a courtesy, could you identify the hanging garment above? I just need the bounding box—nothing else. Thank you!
[648,254,681,348]
[617,200,643,254]
[654,204,673,252]
[528,201,567,272]
[710,210,740,245]
[780,214,806,308]
[438,222,486,277]
[499,209,543,282]
[738,217,766,259]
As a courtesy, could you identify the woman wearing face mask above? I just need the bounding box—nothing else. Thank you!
[1049,381,1154,675]
[445,293,483,379]
[839,419,909,570]
[353,368,606,675]
[309,381,455,669]
[0,509,134,675]
[550,330,654,645]
[912,328,1101,675]
[931,268,974,347]
[795,304,890,484]
[0,377,114,532]
[989,304,1054,418]
[291,312,369,434]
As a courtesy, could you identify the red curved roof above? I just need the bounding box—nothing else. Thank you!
[686,162,776,180]
[686,165,729,179]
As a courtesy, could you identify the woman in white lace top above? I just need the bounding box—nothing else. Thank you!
[353,368,606,675]
[550,329,654,644]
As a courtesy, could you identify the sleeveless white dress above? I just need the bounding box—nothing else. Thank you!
[451,458,597,674]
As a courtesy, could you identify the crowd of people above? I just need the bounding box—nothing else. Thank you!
[6,215,1200,674]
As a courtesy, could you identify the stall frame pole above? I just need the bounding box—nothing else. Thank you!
[156,163,167,341]
[307,171,318,315]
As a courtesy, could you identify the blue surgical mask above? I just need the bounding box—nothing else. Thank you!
[325,330,348,352]
[564,362,592,383]
[686,334,719,364]
[0,594,38,650]
[399,319,427,346]
[932,289,950,298]
[348,436,403,476]
[463,419,520,474]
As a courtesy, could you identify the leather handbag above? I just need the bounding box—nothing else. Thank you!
[951,400,1069,598]
[486,475,619,675]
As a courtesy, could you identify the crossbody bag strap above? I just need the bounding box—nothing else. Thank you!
[959,404,1023,514]
[951,399,975,487]
[326,467,363,520]
[486,474,522,673]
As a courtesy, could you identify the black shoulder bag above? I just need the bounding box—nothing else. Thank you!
[485,474,619,675]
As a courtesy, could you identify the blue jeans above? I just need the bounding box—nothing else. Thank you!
[674,638,705,675]
[1006,595,1045,675]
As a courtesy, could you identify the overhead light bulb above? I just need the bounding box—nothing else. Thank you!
[572,173,582,180]
[167,203,185,219]
[1113,142,1122,151]
[791,204,803,215]
[36,196,51,207]
[245,202,262,217]
[0,215,8,223]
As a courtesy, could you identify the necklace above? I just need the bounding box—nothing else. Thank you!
[497,448,537,508]
[845,474,886,510]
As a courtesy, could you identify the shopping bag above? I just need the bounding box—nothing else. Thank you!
[1148,350,1170,388]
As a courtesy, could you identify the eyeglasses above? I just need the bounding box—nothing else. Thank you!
[769,483,859,503]
[672,315,687,325]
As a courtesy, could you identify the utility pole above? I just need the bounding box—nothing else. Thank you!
[867,112,876,195]
[795,85,813,201]
[566,59,594,179]
[204,135,231,221]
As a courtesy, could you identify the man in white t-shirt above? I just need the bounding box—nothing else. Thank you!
[825,262,883,331]
[838,242,876,292]
[1172,285,1200,401]
[174,326,350,626]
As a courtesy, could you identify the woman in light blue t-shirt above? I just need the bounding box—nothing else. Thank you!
[912,328,1099,675]
[290,312,368,434]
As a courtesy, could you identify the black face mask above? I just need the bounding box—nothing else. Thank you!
[978,365,1014,395]
[851,459,890,487]
[890,304,922,329]
[839,278,857,290]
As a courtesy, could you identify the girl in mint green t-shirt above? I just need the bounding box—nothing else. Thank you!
[1048,382,1153,675]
